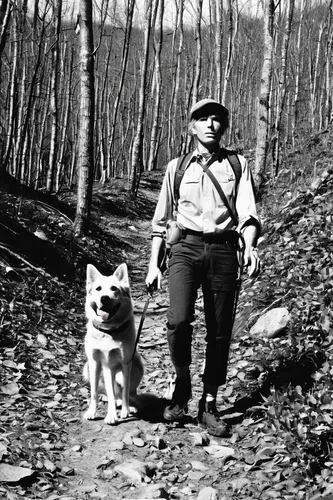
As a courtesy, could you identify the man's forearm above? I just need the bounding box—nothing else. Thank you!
[242,224,258,248]
[149,236,164,267]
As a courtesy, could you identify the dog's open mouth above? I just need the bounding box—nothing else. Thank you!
[94,303,120,322]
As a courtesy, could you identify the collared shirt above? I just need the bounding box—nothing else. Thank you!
[152,149,261,237]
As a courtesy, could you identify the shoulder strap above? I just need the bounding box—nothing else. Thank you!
[223,148,242,186]
[173,149,242,223]
[173,152,193,211]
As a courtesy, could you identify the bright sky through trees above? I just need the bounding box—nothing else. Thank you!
[27,0,264,27]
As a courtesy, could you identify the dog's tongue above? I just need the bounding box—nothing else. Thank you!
[97,309,110,321]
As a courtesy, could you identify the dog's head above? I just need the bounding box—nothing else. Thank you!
[86,263,132,326]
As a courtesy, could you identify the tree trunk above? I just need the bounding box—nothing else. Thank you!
[254,0,275,189]
[167,0,184,158]
[310,22,324,132]
[129,0,152,197]
[0,0,12,79]
[215,0,223,102]
[56,42,73,192]
[291,0,305,148]
[107,0,135,181]
[185,0,203,152]
[74,0,95,236]
[3,10,18,174]
[325,0,333,128]
[148,0,164,171]
[46,0,63,193]
[222,0,238,105]
[272,0,294,177]
[192,0,203,106]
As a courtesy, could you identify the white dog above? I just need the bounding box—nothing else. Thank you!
[83,263,143,424]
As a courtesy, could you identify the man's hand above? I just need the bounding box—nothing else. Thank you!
[146,236,164,292]
[145,264,163,292]
[243,246,260,277]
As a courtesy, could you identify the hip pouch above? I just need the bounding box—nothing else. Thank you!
[166,220,183,248]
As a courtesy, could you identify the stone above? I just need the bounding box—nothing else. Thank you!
[197,486,218,500]
[250,307,291,338]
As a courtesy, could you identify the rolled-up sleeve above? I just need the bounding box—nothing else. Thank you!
[236,157,262,236]
[152,159,177,238]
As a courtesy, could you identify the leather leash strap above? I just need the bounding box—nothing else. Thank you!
[131,287,153,361]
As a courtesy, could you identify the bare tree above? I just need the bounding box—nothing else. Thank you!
[0,0,12,77]
[167,0,185,158]
[325,0,333,127]
[272,0,295,177]
[129,0,153,197]
[148,0,164,171]
[291,0,305,148]
[254,0,275,189]
[309,21,324,131]
[56,41,73,191]
[46,0,63,192]
[192,0,203,106]
[74,0,95,236]
[222,0,239,105]
[214,0,223,102]
[107,0,135,180]
[185,0,203,152]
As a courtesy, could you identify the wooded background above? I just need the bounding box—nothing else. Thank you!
[0,0,332,232]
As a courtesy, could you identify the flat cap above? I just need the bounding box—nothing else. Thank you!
[189,98,229,120]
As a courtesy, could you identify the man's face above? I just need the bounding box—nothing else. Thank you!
[191,114,223,149]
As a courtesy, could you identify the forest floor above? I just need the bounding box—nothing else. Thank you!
[0,147,333,500]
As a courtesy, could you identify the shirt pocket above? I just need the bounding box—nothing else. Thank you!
[182,170,202,185]
[214,171,235,184]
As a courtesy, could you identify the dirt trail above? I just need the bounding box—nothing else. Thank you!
[56,214,267,500]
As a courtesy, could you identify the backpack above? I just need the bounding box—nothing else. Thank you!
[173,148,242,211]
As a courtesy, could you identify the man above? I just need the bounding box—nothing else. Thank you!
[146,98,261,436]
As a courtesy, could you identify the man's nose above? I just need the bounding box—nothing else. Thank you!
[207,117,214,127]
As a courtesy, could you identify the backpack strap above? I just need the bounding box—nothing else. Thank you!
[223,148,242,186]
[173,149,243,213]
[173,152,193,212]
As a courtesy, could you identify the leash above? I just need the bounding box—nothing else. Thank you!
[131,283,155,361]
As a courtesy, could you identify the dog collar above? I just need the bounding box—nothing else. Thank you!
[92,318,131,335]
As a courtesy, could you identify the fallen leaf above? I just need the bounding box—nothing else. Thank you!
[190,460,209,471]
[1,382,19,395]
[0,464,35,483]
[114,459,148,483]
[203,445,235,460]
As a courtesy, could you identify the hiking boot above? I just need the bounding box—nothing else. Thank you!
[198,398,230,437]
[163,375,191,422]
[163,401,188,421]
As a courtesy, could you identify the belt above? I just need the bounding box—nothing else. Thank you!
[182,228,203,237]
[203,232,240,245]
[182,228,240,245]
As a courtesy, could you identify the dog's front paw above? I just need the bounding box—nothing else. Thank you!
[120,406,130,420]
[104,412,118,425]
[83,407,97,420]
[129,405,138,415]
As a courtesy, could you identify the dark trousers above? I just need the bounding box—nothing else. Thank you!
[167,233,239,387]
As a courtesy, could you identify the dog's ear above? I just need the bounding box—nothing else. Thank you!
[86,264,101,287]
[113,263,129,286]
